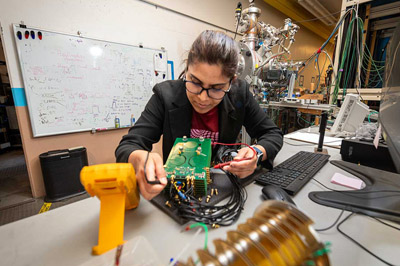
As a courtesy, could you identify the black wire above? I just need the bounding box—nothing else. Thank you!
[312,177,400,264]
[315,209,345,232]
[299,8,355,76]
[144,151,161,185]
[233,10,241,40]
[371,217,400,231]
[283,140,341,146]
[337,213,399,266]
[171,169,247,226]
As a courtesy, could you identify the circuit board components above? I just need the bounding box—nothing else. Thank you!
[164,137,212,197]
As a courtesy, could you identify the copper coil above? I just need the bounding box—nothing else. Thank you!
[179,200,330,266]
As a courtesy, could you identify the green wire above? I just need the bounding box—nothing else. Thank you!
[299,115,315,125]
[364,46,384,86]
[368,111,379,123]
[333,15,367,103]
[189,222,208,250]
[333,13,357,103]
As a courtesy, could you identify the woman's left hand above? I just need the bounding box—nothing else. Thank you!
[222,146,258,178]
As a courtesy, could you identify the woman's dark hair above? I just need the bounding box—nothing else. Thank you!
[186,30,239,79]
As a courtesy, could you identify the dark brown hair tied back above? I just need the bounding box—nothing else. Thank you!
[187,30,239,79]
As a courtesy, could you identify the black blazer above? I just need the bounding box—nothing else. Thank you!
[115,79,283,169]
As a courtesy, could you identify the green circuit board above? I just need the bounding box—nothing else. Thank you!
[164,137,212,196]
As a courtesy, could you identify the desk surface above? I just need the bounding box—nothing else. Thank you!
[0,137,399,266]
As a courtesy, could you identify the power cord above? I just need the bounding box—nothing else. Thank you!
[337,213,399,266]
[315,209,345,232]
[311,177,400,265]
[283,140,341,146]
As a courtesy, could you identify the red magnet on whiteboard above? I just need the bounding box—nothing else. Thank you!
[24,31,29,39]
[38,32,42,40]
[16,31,22,40]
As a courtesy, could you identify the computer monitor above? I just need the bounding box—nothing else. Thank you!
[330,93,370,135]
[308,22,400,222]
[380,21,400,173]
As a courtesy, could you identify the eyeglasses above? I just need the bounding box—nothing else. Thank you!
[183,75,231,100]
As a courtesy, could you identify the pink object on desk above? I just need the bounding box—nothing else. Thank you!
[330,172,365,190]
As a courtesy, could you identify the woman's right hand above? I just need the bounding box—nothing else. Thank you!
[128,150,167,200]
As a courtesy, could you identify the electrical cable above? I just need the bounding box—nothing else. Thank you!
[367,111,379,123]
[314,51,328,93]
[233,2,242,40]
[185,222,209,250]
[337,213,399,266]
[167,142,249,226]
[173,168,247,226]
[315,209,345,232]
[332,11,366,103]
[298,8,356,80]
[283,140,340,146]
[371,216,400,231]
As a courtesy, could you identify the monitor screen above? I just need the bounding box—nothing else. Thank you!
[380,22,400,173]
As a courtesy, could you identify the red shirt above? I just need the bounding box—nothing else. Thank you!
[190,106,219,142]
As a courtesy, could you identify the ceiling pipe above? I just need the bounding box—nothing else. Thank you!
[298,0,337,26]
[263,0,334,41]
[308,0,337,25]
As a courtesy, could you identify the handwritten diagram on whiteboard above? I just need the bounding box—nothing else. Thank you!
[13,25,168,137]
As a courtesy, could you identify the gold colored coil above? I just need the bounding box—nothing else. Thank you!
[178,200,330,266]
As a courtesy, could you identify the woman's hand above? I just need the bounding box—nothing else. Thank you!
[128,150,167,200]
[222,145,265,178]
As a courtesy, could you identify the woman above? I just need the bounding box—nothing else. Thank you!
[116,30,283,200]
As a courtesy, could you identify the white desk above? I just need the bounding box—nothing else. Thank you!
[0,137,399,266]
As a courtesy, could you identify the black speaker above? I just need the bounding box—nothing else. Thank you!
[39,147,88,202]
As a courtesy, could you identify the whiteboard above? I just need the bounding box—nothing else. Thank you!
[13,25,168,137]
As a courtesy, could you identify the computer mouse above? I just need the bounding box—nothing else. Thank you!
[261,185,296,206]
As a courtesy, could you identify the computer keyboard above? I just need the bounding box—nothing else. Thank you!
[256,151,330,195]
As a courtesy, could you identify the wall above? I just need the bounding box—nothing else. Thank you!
[0,0,331,197]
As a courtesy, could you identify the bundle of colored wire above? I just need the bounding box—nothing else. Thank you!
[332,14,365,103]
[171,169,247,226]
[300,8,357,73]
[167,142,252,226]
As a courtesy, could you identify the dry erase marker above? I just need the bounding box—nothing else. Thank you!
[115,117,120,128]
[130,114,135,126]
